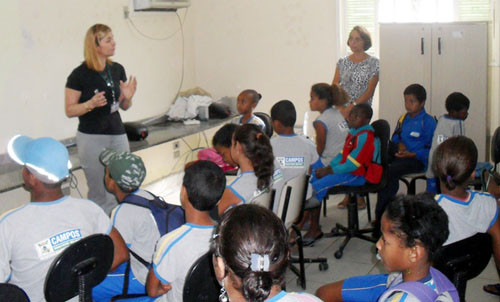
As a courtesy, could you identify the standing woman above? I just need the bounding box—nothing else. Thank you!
[333,26,379,111]
[65,24,137,214]
[333,25,379,209]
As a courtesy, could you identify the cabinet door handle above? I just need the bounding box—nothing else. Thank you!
[438,37,441,55]
[421,38,424,55]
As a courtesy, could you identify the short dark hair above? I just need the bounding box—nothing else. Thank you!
[351,103,373,121]
[385,193,449,262]
[270,100,296,128]
[242,89,263,105]
[183,160,226,211]
[404,84,427,103]
[212,204,289,301]
[445,92,470,113]
[212,124,239,148]
[432,136,477,191]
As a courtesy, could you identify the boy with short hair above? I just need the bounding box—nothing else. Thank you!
[270,100,319,210]
[146,160,226,302]
[376,84,436,228]
[304,104,380,245]
[426,92,470,193]
[92,149,160,301]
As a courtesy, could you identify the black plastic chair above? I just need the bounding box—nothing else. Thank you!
[44,234,114,302]
[183,252,221,302]
[323,120,390,259]
[433,233,492,302]
[0,283,29,302]
[254,112,274,138]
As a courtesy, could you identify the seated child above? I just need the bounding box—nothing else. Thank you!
[216,124,282,215]
[232,89,266,131]
[431,136,500,297]
[316,194,459,302]
[426,92,496,194]
[376,84,436,227]
[270,99,319,210]
[146,160,226,302]
[304,104,379,245]
[212,204,322,302]
[212,123,239,168]
[93,149,158,301]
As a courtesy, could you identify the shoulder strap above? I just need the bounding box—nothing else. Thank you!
[129,248,151,268]
[394,113,407,138]
[385,281,438,301]
[430,267,460,301]
[122,194,150,209]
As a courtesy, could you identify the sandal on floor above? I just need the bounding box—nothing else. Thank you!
[303,232,324,247]
[337,201,347,209]
[483,283,500,296]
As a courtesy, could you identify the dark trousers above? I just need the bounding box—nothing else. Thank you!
[375,158,424,221]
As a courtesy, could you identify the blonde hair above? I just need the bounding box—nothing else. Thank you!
[347,26,372,51]
[84,24,113,71]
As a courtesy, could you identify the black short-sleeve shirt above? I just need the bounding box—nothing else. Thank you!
[66,62,127,135]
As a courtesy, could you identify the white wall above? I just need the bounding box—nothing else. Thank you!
[0,0,195,148]
[190,0,339,125]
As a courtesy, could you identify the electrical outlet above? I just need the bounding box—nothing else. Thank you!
[173,141,180,150]
[123,6,129,19]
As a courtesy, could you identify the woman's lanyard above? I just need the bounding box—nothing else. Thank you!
[99,64,119,113]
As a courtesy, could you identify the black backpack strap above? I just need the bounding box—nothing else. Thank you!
[122,259,131,295]
[129,248,152,268]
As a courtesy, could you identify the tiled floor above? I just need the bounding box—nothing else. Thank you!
[284,194,500,301]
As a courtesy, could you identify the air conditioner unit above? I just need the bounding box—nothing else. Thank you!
[133,0,191,11]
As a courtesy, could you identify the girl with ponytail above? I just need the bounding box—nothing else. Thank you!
[212,204,322,302]
[432,136,500,294]
[216,124,281,215]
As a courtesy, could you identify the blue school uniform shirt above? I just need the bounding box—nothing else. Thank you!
[391,109,436,168]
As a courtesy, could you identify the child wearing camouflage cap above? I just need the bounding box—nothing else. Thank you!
[92,149,159,301]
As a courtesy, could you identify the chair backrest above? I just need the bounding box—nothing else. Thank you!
[183,252,221,302]
[491,126,500,166]
[275,173,308,229]
[254,112,274,137]
[371,119,390,187]
[433,232,492,296]
[44,234,114,302]
[0,283,29,302]
[249,189,274,210]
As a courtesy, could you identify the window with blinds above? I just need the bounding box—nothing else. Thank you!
[457,0,491,21]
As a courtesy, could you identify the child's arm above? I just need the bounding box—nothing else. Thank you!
[146,267,172,297]
[313,121,327,157]
[330,132,372,175]
[412,115,436,164]
[108,227,130,272]
[217,188,241,215]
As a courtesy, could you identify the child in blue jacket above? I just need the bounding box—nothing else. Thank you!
[375,84,436,229]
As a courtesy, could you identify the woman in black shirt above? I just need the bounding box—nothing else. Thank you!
[65,24,137,214]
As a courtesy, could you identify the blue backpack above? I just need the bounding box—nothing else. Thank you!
[122,190,186,237]
[379,267,459,302]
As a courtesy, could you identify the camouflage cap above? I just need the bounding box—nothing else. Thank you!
[99,149,146,191]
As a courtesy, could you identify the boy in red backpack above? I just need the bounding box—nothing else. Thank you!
[303,103,381,245]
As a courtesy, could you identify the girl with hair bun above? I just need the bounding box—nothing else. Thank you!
[432,136,500,296]
[212,204,322,302]
[216,124,282,215]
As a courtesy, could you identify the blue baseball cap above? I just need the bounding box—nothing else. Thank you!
[7,135,72,184]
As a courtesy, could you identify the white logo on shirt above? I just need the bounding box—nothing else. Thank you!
[35,229,82,260]
[437,134,448,144]
[276,156,305,168]
[338,121,349,131]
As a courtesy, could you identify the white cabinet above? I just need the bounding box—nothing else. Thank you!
[379,22,487,160]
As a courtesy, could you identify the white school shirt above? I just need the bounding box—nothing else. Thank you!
[314,107,349,165]
[111,189,161,284]
[152,223,215,302]
[436,191,498,246]
[271,134,319,204]
[232,114,266,131]
[0,196,112,302]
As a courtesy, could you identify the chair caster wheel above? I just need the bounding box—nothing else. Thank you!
[334,250,343,259]
[330,227,340,235]
[319,262,329,271]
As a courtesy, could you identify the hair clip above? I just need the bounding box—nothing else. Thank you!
[212,233,219,239]
[250,253,270,272]
[446,175,453,183]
